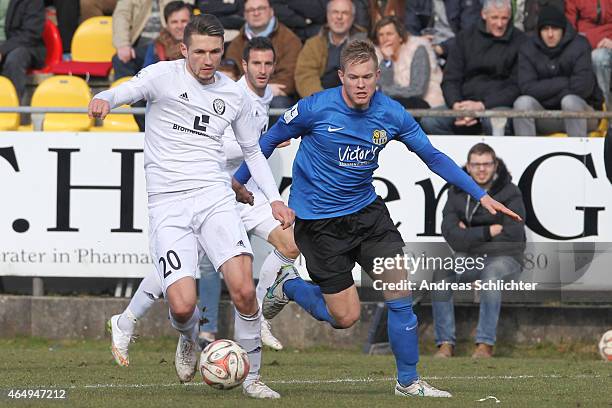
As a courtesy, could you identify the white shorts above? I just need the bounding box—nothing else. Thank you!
[238,179,280,240]
[147,185,252,295]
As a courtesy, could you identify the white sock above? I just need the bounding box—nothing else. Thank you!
[234,306,262,385]
[118,272,162,333]
[256,249,295,306]
[169,307,200,342]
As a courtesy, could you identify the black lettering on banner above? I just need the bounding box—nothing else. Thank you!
[0,147,19,172]
[415,179,450,237]
[160,250,181,278]
[518,152,604,240]
[193,115,210,132]
[279,177,292,196]
[47,148,143,233]
[373,176,401,227]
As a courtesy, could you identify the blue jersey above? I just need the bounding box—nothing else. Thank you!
[235,87,486,219]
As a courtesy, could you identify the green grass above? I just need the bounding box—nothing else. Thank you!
[0,337,610,407]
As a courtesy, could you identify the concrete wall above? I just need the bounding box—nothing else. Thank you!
[1,296,610,346]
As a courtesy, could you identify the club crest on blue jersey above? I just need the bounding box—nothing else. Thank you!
[213,98,225,115]
[372,129,388,145]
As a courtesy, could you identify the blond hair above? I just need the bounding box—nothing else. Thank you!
[340,40,378,71]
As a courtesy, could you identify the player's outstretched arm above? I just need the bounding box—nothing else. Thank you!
[480,194,523,222]
[92,65,159,119]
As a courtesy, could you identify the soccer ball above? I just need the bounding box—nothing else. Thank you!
[598,330,612,362]
[200,339,250,389]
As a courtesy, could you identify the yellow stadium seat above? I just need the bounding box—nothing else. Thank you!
[589,103,608,138]
[90,77,140,132]
[547,103,608,138]
[0,76,19,130]
[71,16,115,62]
[30,75,93,131]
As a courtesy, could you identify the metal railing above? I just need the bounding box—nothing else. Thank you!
[1,107,610,134]
[2,107,610,118]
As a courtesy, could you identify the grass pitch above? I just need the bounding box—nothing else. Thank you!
[0,337,610,408]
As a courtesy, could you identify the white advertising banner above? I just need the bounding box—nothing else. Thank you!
[1,133,611,288]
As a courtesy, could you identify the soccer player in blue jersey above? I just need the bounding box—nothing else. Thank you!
[233,40,521,398]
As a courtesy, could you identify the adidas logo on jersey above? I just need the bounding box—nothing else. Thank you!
[236,240,246,248]
[179,92,189,101]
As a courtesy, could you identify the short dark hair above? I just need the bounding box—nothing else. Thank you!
[242,37,276,62]
[467,143,497,162]
[372,16,408,45]
[163,1,193,24]
[340,39,378,71]
[183,14,224,47]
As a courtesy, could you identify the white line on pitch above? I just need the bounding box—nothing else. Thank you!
[47,373,603,390]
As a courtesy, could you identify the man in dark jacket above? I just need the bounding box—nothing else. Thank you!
[270,0,327,42]
[432,143,526,359]
[420,0,525,135]
[0,0,46,98]
[514,5,603,137]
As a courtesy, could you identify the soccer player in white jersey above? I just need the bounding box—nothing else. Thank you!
[107,38,297,371]
[88,14,294,399]
[199,37,298,350]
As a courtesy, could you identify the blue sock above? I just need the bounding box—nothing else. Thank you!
[386,296,419,386]
[283,278,336,326]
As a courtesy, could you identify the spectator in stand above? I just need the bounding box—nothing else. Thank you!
[519,0,564,35]
[196,0,244,42]
[270,0,327,42]
[566,0,612,105]
[0,0,46,99]
[405,0,483,61]
[294,0,366,98]
[143,1,193,67]
[112,0,195,79]
[373,15,444,109]
[433,142,525,359]
[514,5,603,137]
[225,0,301,108]
[420,0,525,136]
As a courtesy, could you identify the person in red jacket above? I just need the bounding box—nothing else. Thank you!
[566,0,612,105]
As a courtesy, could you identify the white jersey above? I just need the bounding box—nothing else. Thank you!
[223,76,273,176]
[95,60,281,203]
